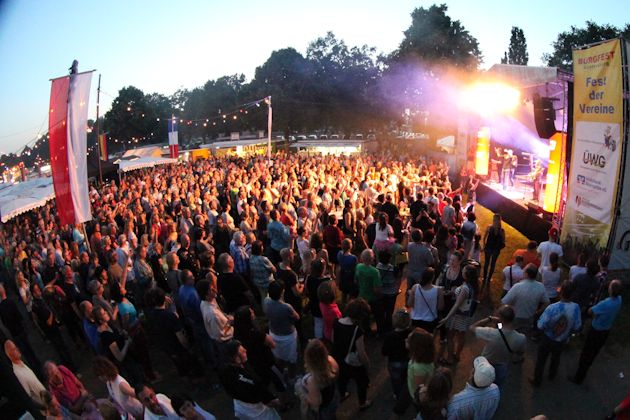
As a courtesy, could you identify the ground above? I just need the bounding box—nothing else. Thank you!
[10,204,630,420]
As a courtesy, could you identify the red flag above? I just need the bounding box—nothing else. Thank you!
[48,72,93,225]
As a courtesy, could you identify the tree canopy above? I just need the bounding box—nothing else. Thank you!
[543,21,630,70]
[391,4,482,71]
[504,27,528,65]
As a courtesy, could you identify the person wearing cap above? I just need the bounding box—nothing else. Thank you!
[537,228,563,268]
[446,356,500,420]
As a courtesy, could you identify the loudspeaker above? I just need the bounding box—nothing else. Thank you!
[533,95,557,139]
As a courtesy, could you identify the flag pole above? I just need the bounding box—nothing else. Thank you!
[95,74,103,184]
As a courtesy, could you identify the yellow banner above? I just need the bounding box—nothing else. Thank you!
[562,39,624,250]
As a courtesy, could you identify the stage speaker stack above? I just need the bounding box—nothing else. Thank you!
[533,95,557,139]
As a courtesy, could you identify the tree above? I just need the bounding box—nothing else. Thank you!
[507,27,528,65]
[544,21,630,70]
[248,47,315,133]
[103,86,172,152]
[391,4,482,71]
[306,32,383,133]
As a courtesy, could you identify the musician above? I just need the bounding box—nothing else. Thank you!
[510,152,518,186]
[501,149,513,190]
[531,160,544,202]
[490,147,503,183]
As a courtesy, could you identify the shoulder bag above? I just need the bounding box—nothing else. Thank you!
[344,325,362,367]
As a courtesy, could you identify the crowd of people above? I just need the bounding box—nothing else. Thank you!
[0,151,625,420]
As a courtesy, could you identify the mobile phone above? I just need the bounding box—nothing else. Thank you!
[497,322,503,330]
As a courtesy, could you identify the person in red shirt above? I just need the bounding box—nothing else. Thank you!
[509,241,540,267]
[44,361,95,416]
[323,215,344,267]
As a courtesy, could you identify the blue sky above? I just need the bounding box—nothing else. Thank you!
[0,0,626,154]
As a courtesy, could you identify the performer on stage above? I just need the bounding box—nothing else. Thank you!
[510,151,518,187]
[530,159,544,202]
[491,147,503,184]
[501,149,514,190]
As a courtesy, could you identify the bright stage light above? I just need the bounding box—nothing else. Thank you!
[462,82,521,116]
[543,132,565,214]
[475,126,490,176]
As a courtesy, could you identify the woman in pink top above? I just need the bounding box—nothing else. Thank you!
[318,281,342,342]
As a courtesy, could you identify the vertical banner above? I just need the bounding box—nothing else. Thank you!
[608,40,630,269]
[561,39,624,251]
[66,71,92,224]
[168,117,179,158]
[98,133,108,160]
[49,72,93,226]
[49,76,72,224]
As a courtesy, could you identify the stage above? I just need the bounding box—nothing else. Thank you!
[476,180,552,243]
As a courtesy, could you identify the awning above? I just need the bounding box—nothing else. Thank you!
[117,156,178,172]
[0,178,55,223]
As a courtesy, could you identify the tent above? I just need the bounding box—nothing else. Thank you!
[117,156,178,172]
[0,178,55,222]
[122,145,165,159]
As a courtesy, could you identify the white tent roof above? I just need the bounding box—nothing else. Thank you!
[122,146,164,158]
[117,156,178,172]
[0,177,55,223]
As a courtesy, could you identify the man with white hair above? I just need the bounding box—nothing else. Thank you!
[447,356,500,419]
[229,231,249,278]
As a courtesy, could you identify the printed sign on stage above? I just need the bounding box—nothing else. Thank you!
[562,39,624,250]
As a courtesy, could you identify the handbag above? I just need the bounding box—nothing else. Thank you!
[417,286,438,321]
[344,326,362,367]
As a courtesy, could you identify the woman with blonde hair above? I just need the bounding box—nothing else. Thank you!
[302,339,339,419]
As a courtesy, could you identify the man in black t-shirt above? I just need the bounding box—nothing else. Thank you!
[30,283,75,370]
[217,253,255,313]
[219,339,279,417]
[146,288,203,379]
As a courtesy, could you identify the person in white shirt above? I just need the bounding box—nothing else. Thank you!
[569,251,588,281]
[170,394,217,420]
[540,252,562,303]
[501,264,550,333]
[537,227,563,267]
[196,277,233,365]
[4,339,46,408]
[136,385,179,420]
[501,256,525,297]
